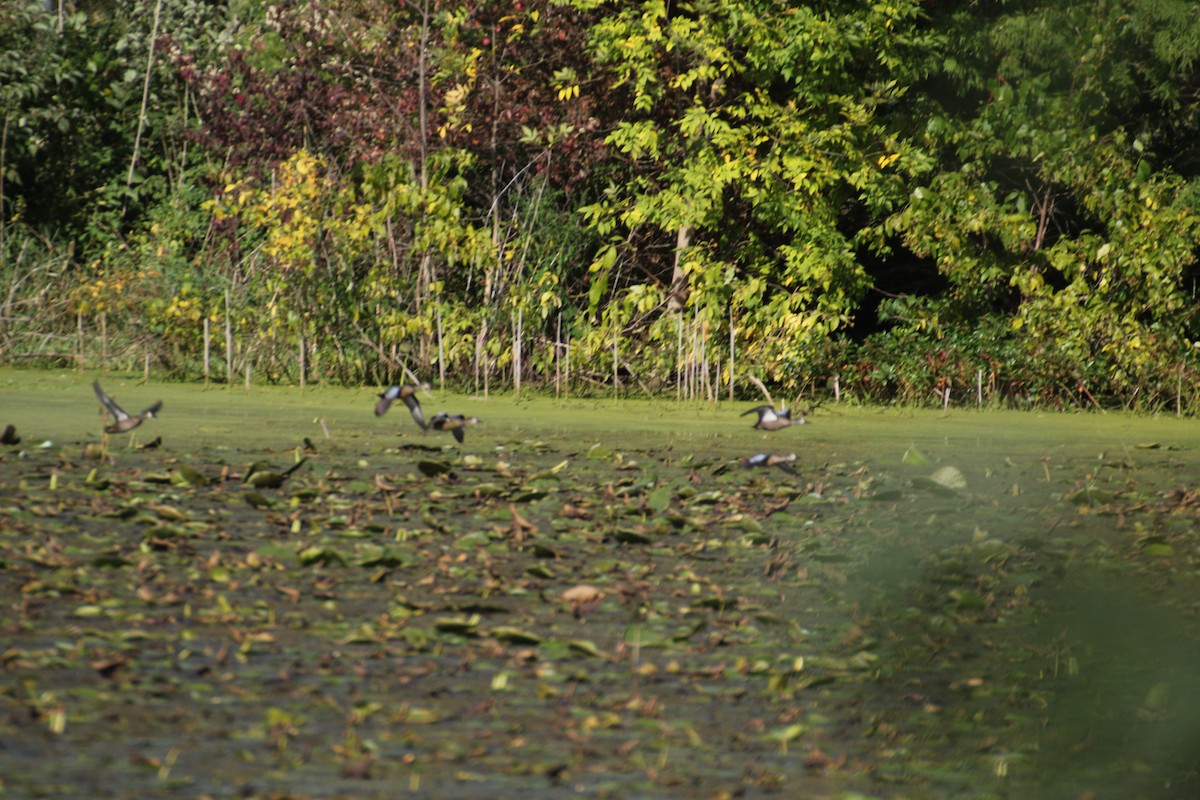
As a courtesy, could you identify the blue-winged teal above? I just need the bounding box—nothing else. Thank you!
[375,384,428,430]
[740,452,799,474]
[741,404,807,431]
[430,412,479,443]
[93,381,162,433]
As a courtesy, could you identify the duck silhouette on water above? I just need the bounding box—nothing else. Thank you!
[0,424,19,445]
[375,384,428,430]
[741,405,807,431]
[93,381,162,433]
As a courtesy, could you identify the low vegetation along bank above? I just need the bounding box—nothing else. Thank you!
[1,371,1199,797]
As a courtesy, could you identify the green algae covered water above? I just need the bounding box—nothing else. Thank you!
[1,368,1198,798]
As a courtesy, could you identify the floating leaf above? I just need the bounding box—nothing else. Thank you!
[1066,487,1115,505]
[342,626,383,645]
[434,616,480,636]
[614,528,652,544]
[762,723,806,743]
[562,584,603,605]
[174,465,211,487]
[148,504,188,522]
[91,552,128,568]
[244,491,275,509]
[530,543,561,559]
[490,626,542,645]
[567,639,601,657]
[417,460,453,477]
[929,466,967,490]
[646,486,672,513]
[298,546,348,567]
[670,620,707,642]
[902,447,931,466]
[357,545,408,568]
[586,444,613,461]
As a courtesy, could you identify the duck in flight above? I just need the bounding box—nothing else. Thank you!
[430,412,479,443]
[741,405,806,431]
[93,381,162,433]
[375,384,428,430]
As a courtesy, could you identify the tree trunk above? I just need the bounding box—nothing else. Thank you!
[666,223,693,314]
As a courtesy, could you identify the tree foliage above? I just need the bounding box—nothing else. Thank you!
[4,0,1200,409]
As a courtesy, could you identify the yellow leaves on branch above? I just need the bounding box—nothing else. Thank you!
[211,149,374,274]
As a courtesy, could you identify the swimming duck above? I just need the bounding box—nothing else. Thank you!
[740,452,799,474]
[0,424,19,445]
[375,384,428,430]
[741,404,806,431]
[93,381,162,433]
[430,412,479,443]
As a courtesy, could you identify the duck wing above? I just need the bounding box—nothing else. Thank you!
[401,393,428,429]
[375,386,400,416]
[93,382,131,422]
[740,405,776,419]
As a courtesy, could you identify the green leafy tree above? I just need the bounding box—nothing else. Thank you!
[879,0,1200,405]
[566,0,936,389]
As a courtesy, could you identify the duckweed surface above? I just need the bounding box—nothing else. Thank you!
[2,369,1199,799]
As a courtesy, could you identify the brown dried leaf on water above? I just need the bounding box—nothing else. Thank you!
[90,655,128,679]
[803,748,845,774]
[339,755,374,780]
[509,504,537,540]
[277,585,301,603]
[374,473,400,491]
[562,584,605,618]
[561,503,591,519]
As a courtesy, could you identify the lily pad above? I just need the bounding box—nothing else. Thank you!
[489,626,542,645]
[298,546,348,567]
